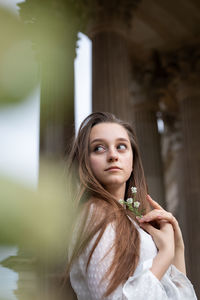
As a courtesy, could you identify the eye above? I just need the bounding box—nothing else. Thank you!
[117,144,127,150]
[93,145,105,153]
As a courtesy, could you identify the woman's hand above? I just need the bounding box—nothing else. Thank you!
[139,218,175,254]
[139,218,175,280]
[138,195,184,250]
[138,195,186,275]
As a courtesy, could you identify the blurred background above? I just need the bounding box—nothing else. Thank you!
[0,0,200,299]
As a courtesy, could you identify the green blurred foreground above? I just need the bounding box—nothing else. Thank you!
[0,4,78,299]
[0,8,38,106]
[0,4,76,108]
[0,160,76,300]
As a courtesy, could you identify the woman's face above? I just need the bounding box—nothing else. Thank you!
[89,122,133,192]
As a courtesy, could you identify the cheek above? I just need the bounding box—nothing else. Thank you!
[89,156,103,175]
[124,153,133,174]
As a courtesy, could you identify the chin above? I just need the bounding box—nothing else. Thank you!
[103,180,125,187]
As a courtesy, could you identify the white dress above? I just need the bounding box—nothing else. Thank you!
[70,219,197,300]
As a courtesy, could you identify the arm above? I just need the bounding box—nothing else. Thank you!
[139,195,186,275]
[172,246,186,274]
[138,203,197,299]
[139,220,175,280]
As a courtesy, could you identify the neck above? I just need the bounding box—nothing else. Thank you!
[105,183,126,201]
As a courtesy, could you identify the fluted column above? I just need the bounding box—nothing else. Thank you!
[159,99,182,217]
[91,30,130,120]
[131,89,166,207]
[177,80,200,297]
[167,122,184,219]
[163,118,187,237]
[153,47,200,298]
[81,0,141,121]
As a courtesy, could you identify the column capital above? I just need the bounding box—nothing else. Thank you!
[130,81,159,111]
[77,0,142,38]
[176,75,200,102]
[157,45,200,102]
[130,51,175,113]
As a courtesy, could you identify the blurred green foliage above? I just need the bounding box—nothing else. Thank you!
[0,1,80,298]
[0,159,76,300]
[0,159,75,262]
[0,8,39,106]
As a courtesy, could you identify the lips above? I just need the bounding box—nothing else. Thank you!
[105,166,121,171]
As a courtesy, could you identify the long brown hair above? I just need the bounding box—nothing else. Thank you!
[65,112,151,297]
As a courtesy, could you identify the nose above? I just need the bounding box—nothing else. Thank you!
[107,147,118,162]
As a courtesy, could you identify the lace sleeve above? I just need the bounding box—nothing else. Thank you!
[160,264,198,300]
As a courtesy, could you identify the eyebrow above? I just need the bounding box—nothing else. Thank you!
[90,137,129,145]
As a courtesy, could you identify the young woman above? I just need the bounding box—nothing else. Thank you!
[65,112,197,299]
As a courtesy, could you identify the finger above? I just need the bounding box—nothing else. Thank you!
[147,194,163,210]
[138,209,164,223]
[138,210,176,227]
[139,210,179,234]
[157,212,178,228]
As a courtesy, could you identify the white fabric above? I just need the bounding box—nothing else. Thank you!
[70,218,197,300]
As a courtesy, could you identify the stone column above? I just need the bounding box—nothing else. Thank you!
[167,121,184,219]
[83,0,142,121]
[152,48,200,297]
[91,29,130,120]
[131,86,166,207]
[158,98,182,216]
[161,113,187,240]
[177,80,200,297]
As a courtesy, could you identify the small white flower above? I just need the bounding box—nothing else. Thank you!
[133,201,140,208]
[127,198,133,204]
[119,199,124,205]
[131,186,137,194]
